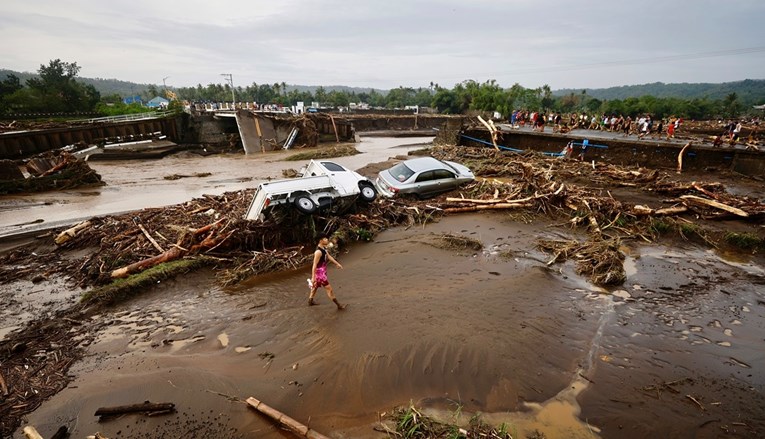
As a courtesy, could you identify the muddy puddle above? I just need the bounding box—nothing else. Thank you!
[15,211,764,438]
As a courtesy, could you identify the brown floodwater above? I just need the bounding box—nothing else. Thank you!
[14,211,765,439]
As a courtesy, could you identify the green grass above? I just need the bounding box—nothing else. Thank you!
[723,232,764,251]
[649,218,672,235]
[81,257,210,305]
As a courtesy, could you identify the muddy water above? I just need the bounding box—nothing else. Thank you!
[0,137,431,237]
[14,213,765,438]
[18,213,611,438]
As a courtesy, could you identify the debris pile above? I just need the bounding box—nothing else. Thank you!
[0,150,102,194]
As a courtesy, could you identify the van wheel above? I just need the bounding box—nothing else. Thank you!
[358,182,377,202]
[293,193,317,214]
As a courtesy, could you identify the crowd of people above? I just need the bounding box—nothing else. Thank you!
[508,110,684,140]
[507,110,760,150]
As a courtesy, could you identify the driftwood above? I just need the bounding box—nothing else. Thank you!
[110,246,184,278]
[443,203,532,213]
[680,195,749,217]
[476,116,499,150]
[54,220,92,245]
[138,224,164,253]
[0,368,8,396]
[632,205,688,216]
[94,401,175,417]
[22,426,44,439]
[676,141,692,174]
[246,397,330,439]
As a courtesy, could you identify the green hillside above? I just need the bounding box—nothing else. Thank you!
[555,79,765,106]
[4,66,764,105]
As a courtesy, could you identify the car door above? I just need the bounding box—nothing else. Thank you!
[432,169,457,194]
[320,161,357,196]
[414,171,436,197]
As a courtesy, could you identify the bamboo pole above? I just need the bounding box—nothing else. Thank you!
[246,397,330,439]
[680,195,749,217]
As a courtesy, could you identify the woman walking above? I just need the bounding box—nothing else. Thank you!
[308,233,347,310]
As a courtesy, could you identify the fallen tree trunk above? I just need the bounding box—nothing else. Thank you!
[110,246,184,278]
[443,203,531,213]
[247,397,330,439]
[680,195,749,217]
[94,401,175,417]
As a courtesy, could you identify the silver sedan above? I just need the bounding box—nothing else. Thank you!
[375,157,475,198]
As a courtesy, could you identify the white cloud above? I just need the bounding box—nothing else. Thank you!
[1,0,764,90]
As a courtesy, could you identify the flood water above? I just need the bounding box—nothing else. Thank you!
[16,211,765,438]
[5,137,765,438]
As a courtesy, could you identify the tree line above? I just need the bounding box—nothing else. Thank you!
[2,59,762,120]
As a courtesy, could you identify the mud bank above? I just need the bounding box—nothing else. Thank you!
[12,212,765,439]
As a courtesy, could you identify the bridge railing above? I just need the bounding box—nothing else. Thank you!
[72,110,176,124]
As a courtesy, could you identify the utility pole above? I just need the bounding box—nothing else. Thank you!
[221,73,235,107]
[162,76,170,100]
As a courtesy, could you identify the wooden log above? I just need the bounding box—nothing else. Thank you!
[54,220,91,245]
[691,182,719,200]
[22,426,44,439]
[246,397,330,439]
[328,115,340,143]
[655,206,688,216]
[443,203,531,213]
[676,141,692,174]
[477,116,499,150]
[110,246,184,278]
[632,205,688,216]
[39,156,72,177]
[680,195,749,217]
[94,401,175,417]
[0,368,8,396]
[445,197,502,204]
[138,223,165,253]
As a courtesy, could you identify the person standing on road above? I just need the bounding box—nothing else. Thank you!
[308,233,347,310]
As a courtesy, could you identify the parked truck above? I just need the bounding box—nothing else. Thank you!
[244,160,377,221]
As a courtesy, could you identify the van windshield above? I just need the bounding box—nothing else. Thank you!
[388,163,414,182]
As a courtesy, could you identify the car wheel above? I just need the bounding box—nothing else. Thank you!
[293,193,317,214]
[358,182,377,202]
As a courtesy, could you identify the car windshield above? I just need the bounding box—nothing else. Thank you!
[441,161,459,173]
[388,163,415,182]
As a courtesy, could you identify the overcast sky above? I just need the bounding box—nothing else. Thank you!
[2,0,764,91]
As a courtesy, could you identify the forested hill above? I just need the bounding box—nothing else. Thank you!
[3,66,765,105]
[1,69,154,97]
[554,79,765,105]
